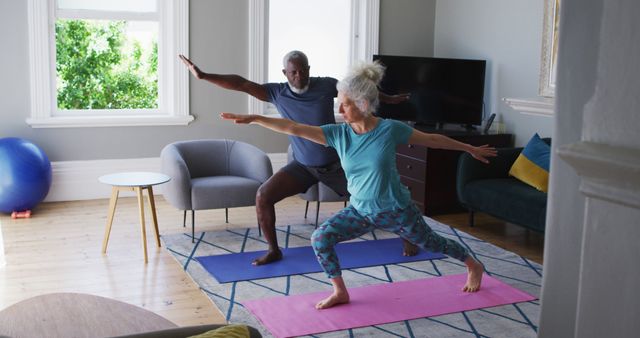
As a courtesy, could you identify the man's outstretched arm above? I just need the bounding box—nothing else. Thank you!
[179,54,269,102]
[379,91,411,104]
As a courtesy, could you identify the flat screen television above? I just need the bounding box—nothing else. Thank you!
[373,55,486,129]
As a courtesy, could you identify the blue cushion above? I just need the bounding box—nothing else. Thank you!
[508,133,551,192]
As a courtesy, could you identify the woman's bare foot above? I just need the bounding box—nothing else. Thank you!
[316,276,350,309]
[315,291,350,309]
[402,239,419,256]
[252,250,282,266]
[462,257,484,292]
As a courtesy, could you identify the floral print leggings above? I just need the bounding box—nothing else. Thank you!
[311,204,469,279]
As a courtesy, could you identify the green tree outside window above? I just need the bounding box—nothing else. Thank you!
[55,20,158,110]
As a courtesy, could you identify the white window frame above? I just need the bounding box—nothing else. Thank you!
[248,0,379,116]
[26,0,192,128]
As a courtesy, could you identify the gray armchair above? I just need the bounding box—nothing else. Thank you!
[287,145,348,227]
[161,139,272,241]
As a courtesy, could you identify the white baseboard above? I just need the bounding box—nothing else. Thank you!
[45,153,287,202]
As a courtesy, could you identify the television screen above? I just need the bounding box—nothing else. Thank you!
[373,55,486,128]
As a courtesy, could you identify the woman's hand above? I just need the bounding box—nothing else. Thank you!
[380,93,411,104]
[468,144,498,163]
[179,54,203,79]
[220,112,257,124]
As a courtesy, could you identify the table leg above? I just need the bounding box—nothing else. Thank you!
[102,187,120,254]
[136,187,148,263]
[146,186,161,248]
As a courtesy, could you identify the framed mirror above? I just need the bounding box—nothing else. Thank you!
[539,0,560,97]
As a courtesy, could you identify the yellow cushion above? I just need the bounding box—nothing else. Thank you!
[187,324,250,338]
[509,134,550,192]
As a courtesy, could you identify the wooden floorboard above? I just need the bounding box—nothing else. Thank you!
[0,195,543,326]
[433,212,545,264]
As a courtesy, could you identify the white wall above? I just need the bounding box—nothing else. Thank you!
[539,0,640,337]
[0,0,289,162]
[0,0,437,163]
[434,0,553,146]
[378,0,436,56]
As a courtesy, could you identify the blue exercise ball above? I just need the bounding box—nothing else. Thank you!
[0,137,52,214]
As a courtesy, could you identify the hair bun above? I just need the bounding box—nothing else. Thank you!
[350,61,385,85]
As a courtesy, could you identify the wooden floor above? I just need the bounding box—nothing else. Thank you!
[0,196,544,326]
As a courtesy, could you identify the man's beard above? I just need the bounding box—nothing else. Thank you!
[289,82,309,94]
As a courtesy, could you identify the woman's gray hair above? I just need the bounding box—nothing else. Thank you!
[282,50,309,68]
[337,61,386,116]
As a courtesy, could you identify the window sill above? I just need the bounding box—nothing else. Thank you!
[26,115,195,128]
[502,97,554,117]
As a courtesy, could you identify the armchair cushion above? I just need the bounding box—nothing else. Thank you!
[191,176,262,210]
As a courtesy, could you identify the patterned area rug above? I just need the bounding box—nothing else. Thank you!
[162,218,542,338]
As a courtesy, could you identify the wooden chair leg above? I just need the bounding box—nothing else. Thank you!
[469,210,475,227]
[225,208,229,223]
[304,201,310,218]
[182,210,187,228]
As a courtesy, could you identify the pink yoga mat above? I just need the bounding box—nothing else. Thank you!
[244,274,536,338]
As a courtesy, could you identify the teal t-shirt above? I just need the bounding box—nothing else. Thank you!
[321,119,414,215]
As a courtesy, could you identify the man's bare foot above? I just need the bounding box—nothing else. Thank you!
[315,291,350,309]
[462,257,484,292]
[402,239,419,256]
[252,250,282,266]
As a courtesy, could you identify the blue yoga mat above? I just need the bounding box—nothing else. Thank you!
[195,238,446,283]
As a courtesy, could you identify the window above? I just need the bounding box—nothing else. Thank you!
[26,0,192,128]
[539,0,560,98]
[249,0,379,115]
[267,0,351,83]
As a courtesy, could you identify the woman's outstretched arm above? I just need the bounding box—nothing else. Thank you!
[407,130,497,163]
[220,112,327,146]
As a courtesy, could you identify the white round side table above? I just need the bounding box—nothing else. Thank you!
[99,172,171,263]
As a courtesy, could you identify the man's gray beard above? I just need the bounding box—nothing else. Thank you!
[289,82,309,94]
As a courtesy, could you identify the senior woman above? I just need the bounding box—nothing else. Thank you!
[220,61,494,309]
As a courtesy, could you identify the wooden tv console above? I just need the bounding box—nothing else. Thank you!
[396,127,513,216]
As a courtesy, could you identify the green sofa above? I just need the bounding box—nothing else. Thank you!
[455,139,550,233]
